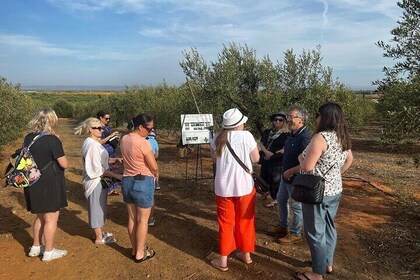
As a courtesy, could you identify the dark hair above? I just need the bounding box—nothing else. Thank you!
[96,110,110,119]
[127,114,153,130]
[315,102,351,151]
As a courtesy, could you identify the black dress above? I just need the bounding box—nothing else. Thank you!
[259,129,290,199]
[23,133,67,213]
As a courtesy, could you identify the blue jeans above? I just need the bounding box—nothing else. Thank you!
[121,176,155,208]
[302,193,342,275]
[276,179,303,236]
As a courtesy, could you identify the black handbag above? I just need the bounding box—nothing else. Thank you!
[226,142,269,195]
[100,177,113,189]
[291,164,335,204]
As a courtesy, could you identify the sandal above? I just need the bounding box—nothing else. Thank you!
[210,259,228,272]
[134,245,156,263]
[236,252,253,264]
[264,200,278,208]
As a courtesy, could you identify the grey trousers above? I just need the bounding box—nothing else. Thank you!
[302,193,342,275]
[87,185,108,229]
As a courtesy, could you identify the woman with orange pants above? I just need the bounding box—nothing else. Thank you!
[210,108,260,272]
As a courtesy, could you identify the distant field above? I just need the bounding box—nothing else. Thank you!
[24,91,116,105]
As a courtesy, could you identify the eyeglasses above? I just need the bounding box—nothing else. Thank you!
[273,118,284,122]
[286,115,300,120]
[91,126,103,131]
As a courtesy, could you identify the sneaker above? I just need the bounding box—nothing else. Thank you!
[266,225,288,237]
[279,233,302,244]
[28,244,45,257]
[148,218,155,226]
[42,248,67,262]
[155,185,161,190]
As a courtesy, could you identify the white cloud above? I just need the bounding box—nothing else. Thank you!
[0,34,78,56]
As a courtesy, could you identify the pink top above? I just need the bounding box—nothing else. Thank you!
[120,132,153,177]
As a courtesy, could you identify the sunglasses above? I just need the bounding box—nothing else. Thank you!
[273,118,284,122]
[105,118,110,121]
[91,126,103,131]
[143,126,153,132]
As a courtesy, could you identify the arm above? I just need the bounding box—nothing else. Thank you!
[210,148,217,163]
[103,169,122,181]
[144,150,159,177]
[283,165,301,181]
[99,131,119,145]
[299,133,327,172]
[56,155,69,169]
[250,146,260,164]
[341,150,353,173]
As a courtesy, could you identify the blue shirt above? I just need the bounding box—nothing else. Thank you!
[282,125,311,183]
[147,136,159,156]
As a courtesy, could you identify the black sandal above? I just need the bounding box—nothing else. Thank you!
[133,246,156,263]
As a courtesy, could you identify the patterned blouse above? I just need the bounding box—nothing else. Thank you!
[301,131,349,196]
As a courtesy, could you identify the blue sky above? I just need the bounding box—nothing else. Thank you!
[0,0,401,89]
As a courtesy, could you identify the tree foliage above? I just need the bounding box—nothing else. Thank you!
[180,44,372,134]
[375,0,420,87]
[375,0,420,142]
[0,77,34,150]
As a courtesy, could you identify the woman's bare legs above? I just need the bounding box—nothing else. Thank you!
[93,228,103,244]
[32,215,44,246]
[42,211,60,251]
[126,203,137,255]
[134,206,151,259]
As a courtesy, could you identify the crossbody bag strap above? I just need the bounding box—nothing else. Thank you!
[226,141,251,174]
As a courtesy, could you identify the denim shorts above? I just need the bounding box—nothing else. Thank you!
[121,176,154,208]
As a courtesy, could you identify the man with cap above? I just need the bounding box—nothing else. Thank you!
[210,108,260,272]
[267,106,311,243]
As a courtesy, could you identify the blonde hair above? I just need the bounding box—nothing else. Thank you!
[74,117,102,135]
[28,108,58,134]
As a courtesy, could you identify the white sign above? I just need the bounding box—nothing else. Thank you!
[181,114,214,145]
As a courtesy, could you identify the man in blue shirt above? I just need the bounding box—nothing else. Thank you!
[267,106,311,243]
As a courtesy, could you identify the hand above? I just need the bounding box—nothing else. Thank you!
[283,169,294,180]
[264,151,273,157]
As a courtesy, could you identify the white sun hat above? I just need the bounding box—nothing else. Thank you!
[222,108,248,129]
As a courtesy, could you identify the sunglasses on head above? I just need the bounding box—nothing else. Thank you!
[273,118,284,122]
[91,126,103,131]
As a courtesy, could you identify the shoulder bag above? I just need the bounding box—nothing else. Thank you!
[226,141,269,195]
[291,164,335,205]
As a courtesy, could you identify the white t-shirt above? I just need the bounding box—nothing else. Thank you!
[210,130,257,197]
[82,137,109,198]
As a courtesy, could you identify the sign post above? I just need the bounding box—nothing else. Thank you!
[180,114,214,180]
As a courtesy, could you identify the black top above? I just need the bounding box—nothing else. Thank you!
[260,129,290,163]
[23,133,67,213]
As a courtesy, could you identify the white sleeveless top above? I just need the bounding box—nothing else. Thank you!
[301,131,349,196]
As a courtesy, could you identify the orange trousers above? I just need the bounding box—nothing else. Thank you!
[215,188,256,256]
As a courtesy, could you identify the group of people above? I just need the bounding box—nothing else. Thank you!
[21,103,353,279]
[23,109,159,263]
[210,103,353,280]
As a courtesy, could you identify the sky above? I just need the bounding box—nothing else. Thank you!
[0,0,402,90]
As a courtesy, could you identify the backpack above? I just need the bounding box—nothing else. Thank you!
[7,133,52,188]
[0,149,21,187]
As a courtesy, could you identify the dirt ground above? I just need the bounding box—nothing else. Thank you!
[0,118,419,280]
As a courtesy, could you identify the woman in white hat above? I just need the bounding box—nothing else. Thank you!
[210,108,260,272]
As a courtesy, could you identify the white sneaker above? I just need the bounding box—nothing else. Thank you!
[42,248,67,262]
[28,244,45,257]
